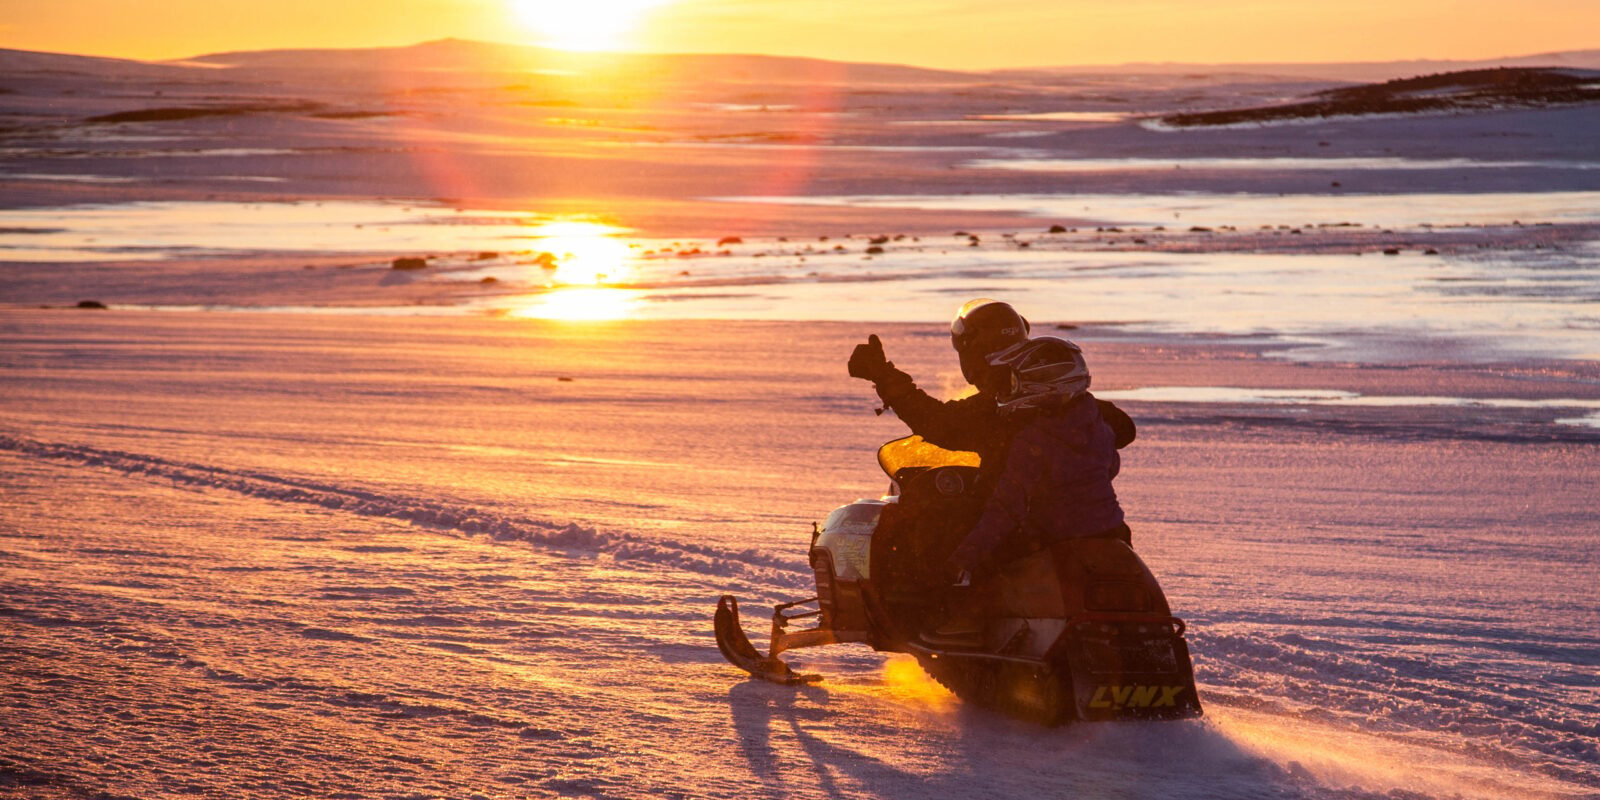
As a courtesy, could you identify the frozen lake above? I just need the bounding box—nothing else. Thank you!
[5,190,1598,362]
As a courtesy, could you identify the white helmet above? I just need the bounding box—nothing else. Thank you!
[988,337,1091,414]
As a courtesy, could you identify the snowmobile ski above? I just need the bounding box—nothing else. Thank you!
[714,595,822,685]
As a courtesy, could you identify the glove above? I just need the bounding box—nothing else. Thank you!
[847,334,892,382]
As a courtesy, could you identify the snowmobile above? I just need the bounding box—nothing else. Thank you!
[714,435,1202,725]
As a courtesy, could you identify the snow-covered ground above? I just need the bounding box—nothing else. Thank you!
[2,45,1598,798]
[2,311,1597,799]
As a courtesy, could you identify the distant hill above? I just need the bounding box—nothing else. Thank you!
[7,39,1600,89]
[177,38,568,72]
[178,38,979,85]
[1159,67,1600,127]
[993,49,1600,83]
[0,47,200,79]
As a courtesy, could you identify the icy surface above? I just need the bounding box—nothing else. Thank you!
[6,197,1600,363]
[725,190,1600,228]
[2,47,1599,799]
[2,312,1597,799]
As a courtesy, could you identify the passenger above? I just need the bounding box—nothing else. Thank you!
[847,300,1136,638]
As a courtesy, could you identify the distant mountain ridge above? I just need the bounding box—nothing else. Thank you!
[4,39,1600,86]
[0,47,198,79]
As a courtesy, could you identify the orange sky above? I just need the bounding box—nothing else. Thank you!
[3,0,1598,69]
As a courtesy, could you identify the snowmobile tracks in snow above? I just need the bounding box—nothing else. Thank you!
[0,433,807,588]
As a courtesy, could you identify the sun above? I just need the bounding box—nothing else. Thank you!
[509,0,665,52]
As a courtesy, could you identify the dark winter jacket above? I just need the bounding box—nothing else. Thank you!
[874,366,1133,576]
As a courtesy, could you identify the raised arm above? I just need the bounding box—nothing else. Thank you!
[849,334,998,452]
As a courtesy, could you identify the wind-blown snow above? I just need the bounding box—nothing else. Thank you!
[2,311,1596,799]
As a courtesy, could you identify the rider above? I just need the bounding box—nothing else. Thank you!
[847,299,1135,589]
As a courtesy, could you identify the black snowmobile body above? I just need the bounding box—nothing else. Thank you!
[715,435,1202,725]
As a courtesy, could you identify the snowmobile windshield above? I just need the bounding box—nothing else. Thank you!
[877,435,980,481]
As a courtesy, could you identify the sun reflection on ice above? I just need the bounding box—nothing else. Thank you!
[508,287,643,320]
[524,220,633,286]
[495,218,645,320]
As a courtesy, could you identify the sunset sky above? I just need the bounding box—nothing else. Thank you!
[3,0,1598,69]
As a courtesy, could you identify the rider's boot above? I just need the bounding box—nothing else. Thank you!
[916,573,985,649]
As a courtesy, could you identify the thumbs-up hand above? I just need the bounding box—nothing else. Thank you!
[848,334,891,382]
